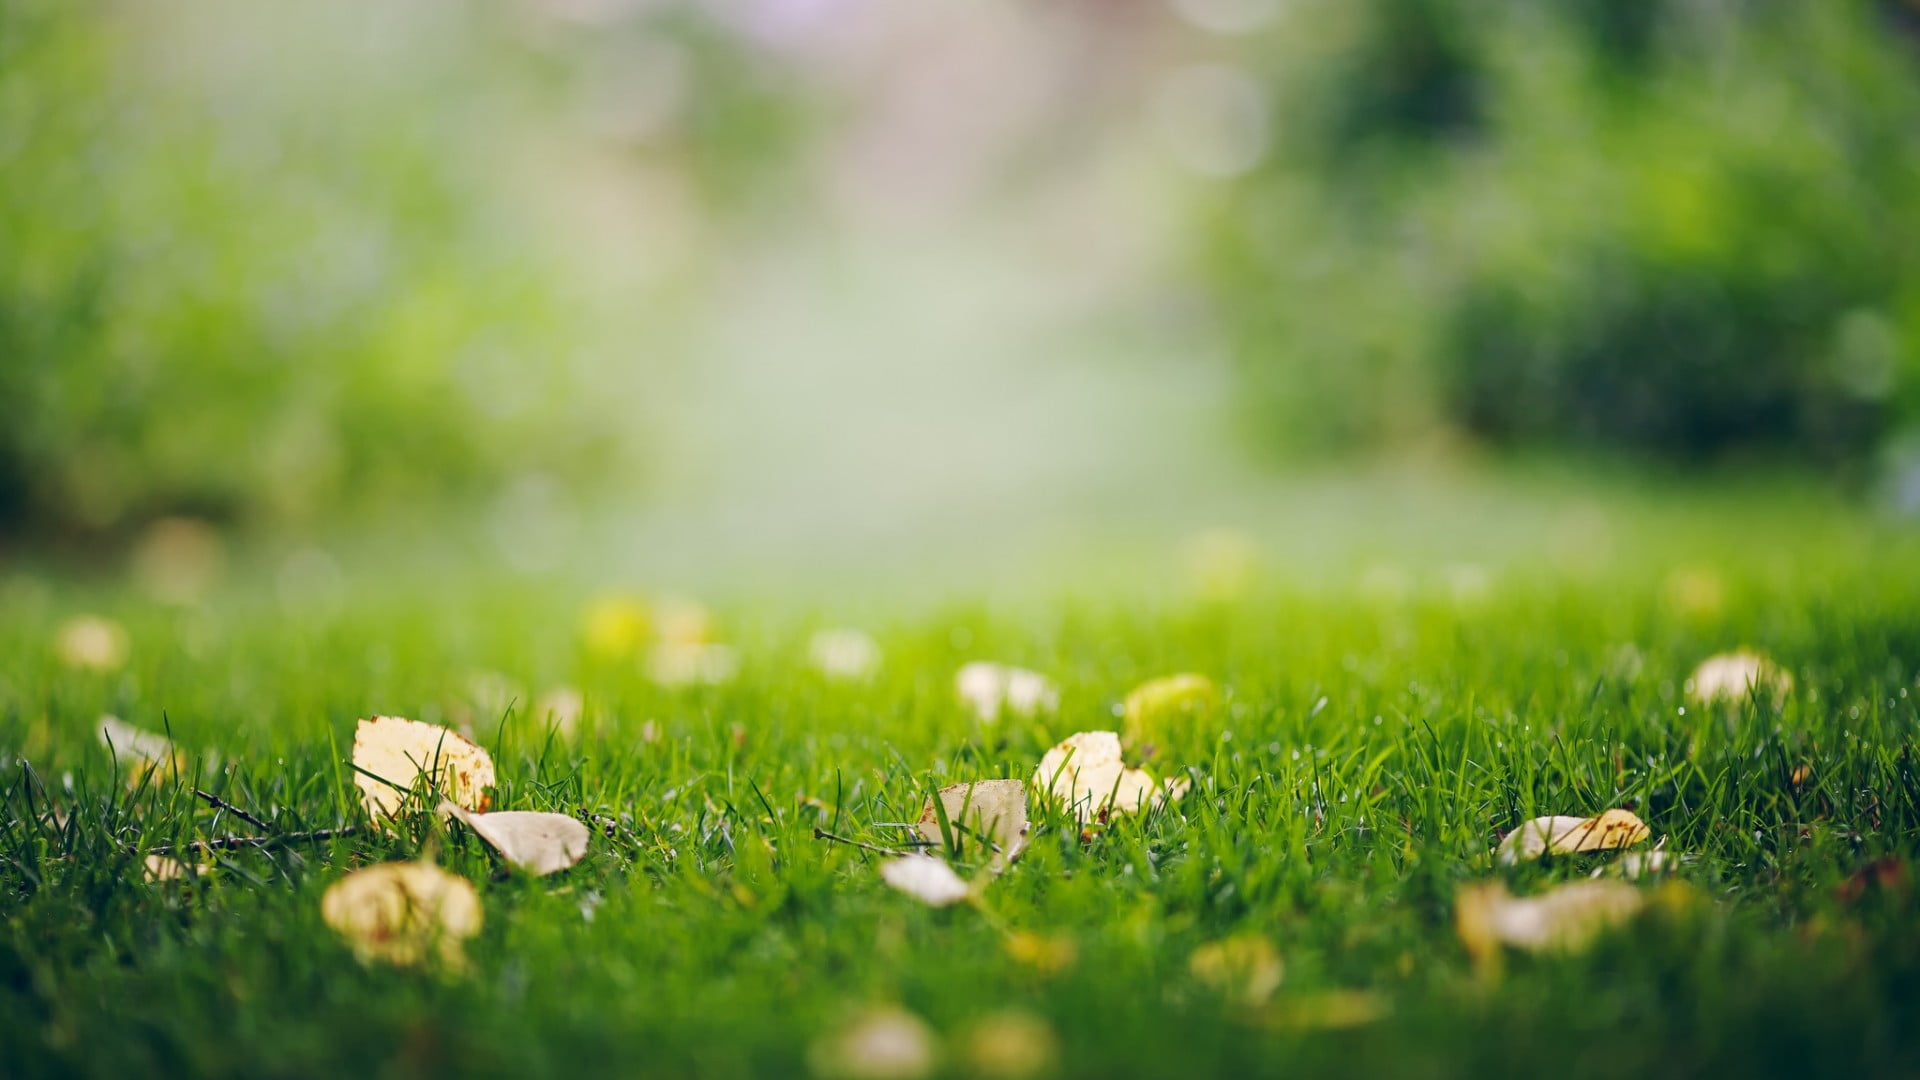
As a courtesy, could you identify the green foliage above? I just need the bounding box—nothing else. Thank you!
[1205,0,1920,465]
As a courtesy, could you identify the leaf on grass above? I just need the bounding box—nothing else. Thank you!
[962,1010,1058,1079]
[533,686,585,738]
[352,715,495,822]
[1497,809,1650,864]
[811,628,882,681]
[56,615,128,671]
[646,643,739,687]
[1121,673,1219,751]
[955,663,1058,722]
[98,715,184,784]
[1687,650,1792,703]
[916,780,1028,866]
[1592,850,1679,880]
[879,854,972,907]
[1003,932,1077,975]
[143,854,210,882]
[1032,731,1186,823]
[440,802,589,875]
[1188,933,1284,1006]
[320,861,482,969]
[809,1006,939,1080]
[1456,880,1645,967]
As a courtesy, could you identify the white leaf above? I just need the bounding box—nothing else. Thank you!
[1687,650,1792,703]
[1497,809,1651,864]
[1456,879,1646,957]
[880,855,972,906]
[320,861,483,969]
[1032,731,1183,823]
[917,780,1029,866]
[811,628,882,681]
[351,715,495,822]
[955,662,1058,722]
[441,803,590,875]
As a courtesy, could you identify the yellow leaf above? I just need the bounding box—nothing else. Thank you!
[1121,673,1219,750]
[440,803,590,876]
[1497,809,1650,864]
[916,780,1028,866]
[320,861,482,969]
[1456,879,1646,970]
[351,716,495,822]
[1188,932,1284,1006]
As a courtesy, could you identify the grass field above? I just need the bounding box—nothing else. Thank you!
[5,477,1920,1079]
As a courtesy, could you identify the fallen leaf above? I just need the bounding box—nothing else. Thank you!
[1003,931,1077,975]
[533,686,586,738]
[582,595,650,659]
[1497,809,1650,864]
[57,615,128,671]
[1188,933,1284,1006]
[1592,850,1680,880]
[646,643,738,687]
[143,854,210,882]
[1687,650,1792,703]
[97,715,183,784]
[809,1006,939,1080]
[1032,731,1184,823]
[962,1010,1058,1078]
[320,861,483,969]
[1121,673,1219,750]
[1456,879,1645,968]
[352,716,495,822]
[879,855,972,907]
[955,663,1058,722]
[811,628,882,681]
[916,780,1028,866]
[441,803,590,875]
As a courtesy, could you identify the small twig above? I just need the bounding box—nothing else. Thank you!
[192,788,271,832]
[812,826,911,858]
[147,827,358,857]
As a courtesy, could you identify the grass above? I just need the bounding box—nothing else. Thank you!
[4,483,1920,1079]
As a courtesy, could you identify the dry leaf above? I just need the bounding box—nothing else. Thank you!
[143,854,210,882]
[1497,809,1651,864]
[1456,879,1645,965]
[811,628,882,681]
[533,686,586,738]
[955,663,1058,722]
[352,716,495,822]
[441,803,590,875]
[97,715,183,784]
[1593,850,1679,880]
[1188,933,1284,1006]
[1032,731,1184,823]
[962,1011,1058,1079]
[1121,673,1219,750]
[916,780,1028,866]
[879,855,972,907]
[1687,650,1792,703]
[57,615,128,671]
[809,1006,939,1080]
[320,861,483,969]
[1004,931,1077,975]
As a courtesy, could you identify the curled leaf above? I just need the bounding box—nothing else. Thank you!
[810,1006,939,1080]
[1456,879,1645,967]
[1188,933,1284,1007]
[320,861,482,969]
[1121,673,1219,750]
[441,803,590,875]
[879,854,972,907]
[916,780,1028,866]
[352,715,495,822]
[1032,731,1184,823]
[1687,650,1792,703]
[1497,809,1650,864]
[955,663,1058,722]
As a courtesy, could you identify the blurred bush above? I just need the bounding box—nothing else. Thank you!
[1200,0,1920,467]
[0,0,812,539]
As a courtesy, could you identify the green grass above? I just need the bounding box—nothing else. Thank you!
[5,490,1920,1079]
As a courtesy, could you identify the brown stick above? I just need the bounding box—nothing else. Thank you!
[146,826,358,856]
[191,788,271,832]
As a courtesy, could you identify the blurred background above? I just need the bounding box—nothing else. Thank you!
[5,0,1919,599]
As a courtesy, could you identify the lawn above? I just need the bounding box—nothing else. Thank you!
[4,478,1920,1079]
